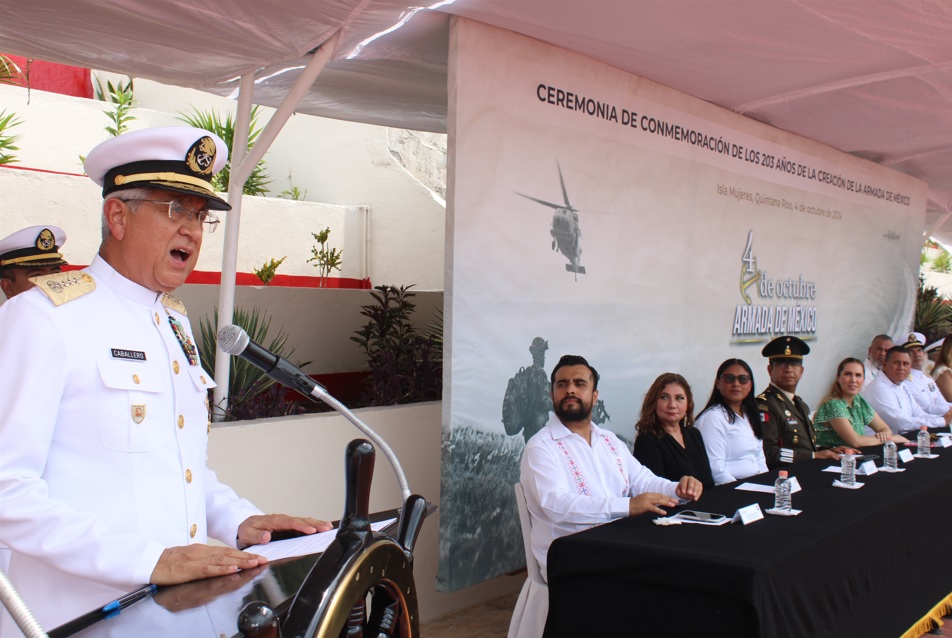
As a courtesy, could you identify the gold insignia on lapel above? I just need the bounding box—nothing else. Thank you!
[160,293,187,316]
[131,404,146,424]
[33,271,95,306]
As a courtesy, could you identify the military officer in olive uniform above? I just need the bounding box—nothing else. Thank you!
[757,336,850,468]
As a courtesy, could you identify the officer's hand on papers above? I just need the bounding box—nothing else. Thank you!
[237,514,333,548]
[629,493,678,516]
[150,545,268,585]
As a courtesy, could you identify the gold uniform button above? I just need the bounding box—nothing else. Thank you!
[200,375,207,384]
[178,415,185,428]
[185,469,193,483]
[189,524,197,538]
[155,312,160,325]
[173,360,180,374]
[132,374,140,385]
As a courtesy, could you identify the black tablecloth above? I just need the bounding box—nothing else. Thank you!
[544,445,952,638]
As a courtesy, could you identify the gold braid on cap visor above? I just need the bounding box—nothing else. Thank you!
[1,252,64,266]
[113,172,214,192]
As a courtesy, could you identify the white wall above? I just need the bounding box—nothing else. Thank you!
[0,79,446,289]
[207,402,523,623]
[173,284,443,374]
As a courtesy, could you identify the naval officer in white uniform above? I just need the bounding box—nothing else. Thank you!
[0,127,331,632]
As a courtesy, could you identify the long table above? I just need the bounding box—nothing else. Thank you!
[544,442,952,638]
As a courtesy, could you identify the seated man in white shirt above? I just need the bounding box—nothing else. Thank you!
[863,346,952,434]
[899,332,952,416]
[520,355,703,581]
[863,334,893,386]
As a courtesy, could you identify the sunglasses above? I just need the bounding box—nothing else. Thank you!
[719,373,751,385]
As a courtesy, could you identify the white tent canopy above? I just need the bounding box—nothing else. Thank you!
[5,0,951,239]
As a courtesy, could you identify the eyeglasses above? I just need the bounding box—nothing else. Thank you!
[121,199,220,233]
[719,373,751,385]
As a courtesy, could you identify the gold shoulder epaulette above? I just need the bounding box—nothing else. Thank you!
[31,271,95,306]
[756,393,766,400]
[160,293,187,316]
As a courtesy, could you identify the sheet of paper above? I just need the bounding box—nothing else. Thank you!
[734,481,802,494]
[735,482,774,493]
[822,465,877,476]
[247,518,397,561]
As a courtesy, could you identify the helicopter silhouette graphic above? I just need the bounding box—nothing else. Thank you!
[516,163,588,281]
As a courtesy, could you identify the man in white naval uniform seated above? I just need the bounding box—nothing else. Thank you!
[0,128,331,632]
[899,331,952,417]
[863,346,952,435]
[520,355,704,580]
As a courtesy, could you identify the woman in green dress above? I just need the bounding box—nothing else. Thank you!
[814,357,909,448]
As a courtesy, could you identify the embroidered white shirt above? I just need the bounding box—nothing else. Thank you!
[520,416,677,580]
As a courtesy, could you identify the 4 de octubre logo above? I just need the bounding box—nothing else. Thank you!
[731,230,818,341]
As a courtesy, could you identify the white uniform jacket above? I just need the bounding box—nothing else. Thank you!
[519,416,677,580]
[0,256,261,630]
[906,368,952,416]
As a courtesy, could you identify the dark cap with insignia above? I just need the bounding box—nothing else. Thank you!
[901,332,926,349]
[84,127,232,211]
[0,225,68,269]
[762,335,810,362]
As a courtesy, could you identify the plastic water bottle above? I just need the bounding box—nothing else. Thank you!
[840,452,855,486]
[917,425,931,456]
[883,439,898,470]
[773,470,792,511]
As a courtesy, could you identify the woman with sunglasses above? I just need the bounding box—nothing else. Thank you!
[634,373,715,488]
[695,359,767,485]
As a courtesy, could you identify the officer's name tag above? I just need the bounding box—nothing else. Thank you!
[111,348,146,361]
[898,449,915,463]
[732,503,764,525]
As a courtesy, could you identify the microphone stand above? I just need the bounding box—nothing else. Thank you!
[307,386,411,503]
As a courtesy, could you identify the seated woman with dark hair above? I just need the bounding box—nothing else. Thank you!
[695,359,767,485]
[634,373,715,488]
[814,357,909,448]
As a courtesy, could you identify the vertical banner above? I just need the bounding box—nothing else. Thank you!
[438,18,927,591]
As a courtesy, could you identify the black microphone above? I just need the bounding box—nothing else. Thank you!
[217,324,328,401]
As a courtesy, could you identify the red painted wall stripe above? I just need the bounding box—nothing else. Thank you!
[61,264,370,289]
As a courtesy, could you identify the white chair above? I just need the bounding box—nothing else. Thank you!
[507,482,548,638]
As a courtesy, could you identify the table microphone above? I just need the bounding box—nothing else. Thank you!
[217,324,411,501]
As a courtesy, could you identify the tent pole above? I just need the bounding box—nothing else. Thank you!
[212,72,255,419]
[231,30,341,183]
[212,30,341,419]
